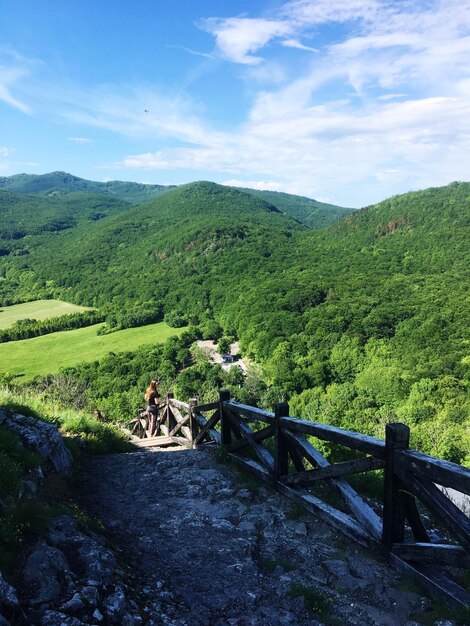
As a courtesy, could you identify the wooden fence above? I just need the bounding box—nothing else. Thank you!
[134,389,470,607]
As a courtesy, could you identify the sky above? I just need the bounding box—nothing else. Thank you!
[0,0,469,207]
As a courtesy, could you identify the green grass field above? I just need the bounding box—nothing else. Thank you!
[0,322,186,381]
[0,300,91,330]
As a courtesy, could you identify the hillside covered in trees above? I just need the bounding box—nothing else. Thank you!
[0,177,468,464]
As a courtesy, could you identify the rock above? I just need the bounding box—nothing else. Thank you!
[104,590,126,619]
[78,584,99,606]
[324,559,350,578]
[0,410,72,475]
[75,537,116,586]
[0,573,19,609]
[60,592,85,612]
[238,521,256,532]
[23,540,73,605]
[39,610,85,625]
[92,608,104,621]
[293,521,307,536]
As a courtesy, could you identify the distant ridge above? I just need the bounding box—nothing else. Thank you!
[0,172,353,229]
[0,171,176,204]
[238,187,355,229]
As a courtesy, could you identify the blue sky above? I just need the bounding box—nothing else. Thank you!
[1,0,469,207]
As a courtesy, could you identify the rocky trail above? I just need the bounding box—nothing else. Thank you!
[74,446,438,626]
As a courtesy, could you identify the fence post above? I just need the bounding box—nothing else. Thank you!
[220,388,231,446]
[382,422,410,551]
[189,397,198,448]
[274,402,289,480]
[166,391,175,434]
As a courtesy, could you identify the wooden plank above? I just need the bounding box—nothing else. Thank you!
[277,483,372,547]
[391,554,470,607]
[284,456,385,485]
[225,406,275,473]
[275,402,290,480]
[224,401,275,425]
[192,401,219,413]
[382,423,410,550]
[396,450,470,495]
[284,430,382,542]
[287,439,306,473]
[170,405,186,423]
[226,451,372,546]
[193,413,221,445]
[280,417,386,459]
[193,409,221,445]
[220,389,232,446]
[402,491,430,542]
[169,398,190,411]
[169,414,190,437]
[159,423,169,437]
[395,467,470,554]
[132,435,190,448]
[391,543,470,569]
[228,425,275,452]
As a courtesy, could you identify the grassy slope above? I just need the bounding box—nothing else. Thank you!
[0,300,91,329]
[0,321,186,380]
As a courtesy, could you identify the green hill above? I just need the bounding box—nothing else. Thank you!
[0,171,176,204]
[0,179,468,463]
[239,188,354,228]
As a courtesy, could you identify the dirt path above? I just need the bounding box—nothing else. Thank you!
[75,447,432,626]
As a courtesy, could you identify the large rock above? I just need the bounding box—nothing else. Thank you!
[0,410,72,475]
[22,540,74,605]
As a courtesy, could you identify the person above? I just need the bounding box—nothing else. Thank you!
[144,378,160,435]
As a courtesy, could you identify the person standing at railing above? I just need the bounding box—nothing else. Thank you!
[144,378,160,436]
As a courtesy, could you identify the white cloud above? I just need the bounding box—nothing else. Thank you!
[68,137,92,144]
[0,146,15,157]
[221,179,287,192]
[201,17,293,64]
[281,39,319,53]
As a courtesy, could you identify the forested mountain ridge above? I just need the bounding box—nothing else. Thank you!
[239,187,355,228]
[0,171,176,204]
[0,171,353,228]
[0,179,468,464]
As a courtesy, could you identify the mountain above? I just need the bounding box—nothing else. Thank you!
[0,171,176,204]
[0,172,353,230]
[239,188,354,228]
[0,179,468,464]
[0,190,132,241]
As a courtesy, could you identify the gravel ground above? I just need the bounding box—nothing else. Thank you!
[74,447,436,626]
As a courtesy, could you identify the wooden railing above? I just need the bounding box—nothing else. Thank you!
[130,389,469,606]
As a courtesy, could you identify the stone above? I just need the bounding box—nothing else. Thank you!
[238,521,256,532]
[0,573,19,609]
[0,410,73,475]
[60,592,85,613]
[40,610,85,625]
[93,607,104,621]
[23,540,73,605]
[104,590,126,619]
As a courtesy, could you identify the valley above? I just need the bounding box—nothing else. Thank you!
[0,173,468,464]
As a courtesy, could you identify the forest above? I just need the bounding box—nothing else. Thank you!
[0,175,468,465]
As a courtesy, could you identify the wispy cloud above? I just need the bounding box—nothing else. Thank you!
[68,137,92,144]
[281,39,319,53]
[0,146,15,157]
[200,17,293,64]
[166,44,215,60]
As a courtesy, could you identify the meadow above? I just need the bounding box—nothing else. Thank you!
[0,321,185,381]
[0,300,91,330]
